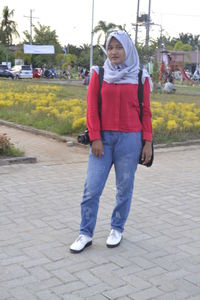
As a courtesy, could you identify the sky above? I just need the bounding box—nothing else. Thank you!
[0,0,200,47]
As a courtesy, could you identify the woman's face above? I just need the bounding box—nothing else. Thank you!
[107,37,125,65]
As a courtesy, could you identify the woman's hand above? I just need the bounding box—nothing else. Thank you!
[91,140,104,157]
[141,141,152,165]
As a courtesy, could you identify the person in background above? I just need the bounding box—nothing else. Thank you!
[70,30,153,253]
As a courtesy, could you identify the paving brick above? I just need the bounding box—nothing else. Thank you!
[51,281,86,295]
[151,290,190,300]
[0,287,12,300]
[73,269,101,286]
[73,283,111,298]
[50,268,76,283]
[36,289,60,300]
[62,295,83,300]
[0,265,29,281]
[86,295,110,300]
[0,276,38,289]
[9,287,38,300]
[28,266,52,280]
[128,286,164,300]
[122,274,152,290]
[103,285,138,299]
[25,277,62,292]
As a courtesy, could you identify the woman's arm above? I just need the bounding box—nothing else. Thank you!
[141,78,153,164]
[87,71,104,157]
[141,78,152,142]
[87,71,101,141]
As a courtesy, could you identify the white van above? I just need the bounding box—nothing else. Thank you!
[11,65,33,79]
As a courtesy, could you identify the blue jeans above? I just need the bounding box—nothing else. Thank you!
[80,131,142,237]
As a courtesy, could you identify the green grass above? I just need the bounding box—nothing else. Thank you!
[1,79,88,100]
[1,145,25,158]
[152,83,200,104]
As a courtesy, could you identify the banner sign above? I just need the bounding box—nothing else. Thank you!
[24,44,55,54]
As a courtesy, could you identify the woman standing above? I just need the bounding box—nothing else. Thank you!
[70,30,152,253]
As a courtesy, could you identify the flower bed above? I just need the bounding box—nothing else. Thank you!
[0,80,200,144]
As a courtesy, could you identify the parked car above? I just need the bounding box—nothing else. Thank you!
[0,64,9,69]
[11,65,33,79]
[0,67,14,79]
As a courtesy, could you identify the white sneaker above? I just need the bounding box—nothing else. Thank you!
[70,234,92,253]
[106,229,122,248]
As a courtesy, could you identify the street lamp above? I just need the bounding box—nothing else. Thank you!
[90,0,95,71]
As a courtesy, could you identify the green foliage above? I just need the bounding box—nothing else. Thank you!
[0,6,19,45]
[68,44,82,57]
[151,59,159,83]
[0,6,19,65]
[174,41,192,51]
[94,20,123,47]
[137,43,155,64]
[59,54,77,69]
[0,44,14,64]
[77,45,104,69]
[178,33,200,50]
[22,23,63,67]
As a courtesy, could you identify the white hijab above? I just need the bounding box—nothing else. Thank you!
[91,30,152,89]
[104,30,139,84]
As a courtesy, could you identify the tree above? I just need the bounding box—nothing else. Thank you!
[55,53,77,69]
[94,20,123,47]
[23,23,63,67]
[0,6,19,65]
[178,33,200,50]
[137,42,155,65]
[77,44,104,69]
[151,58,159,84]
[173,41,192,51]
[68,44,82,57]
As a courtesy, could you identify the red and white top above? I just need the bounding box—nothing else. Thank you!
[87,71,152,142]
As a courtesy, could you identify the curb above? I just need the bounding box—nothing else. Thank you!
[1,119,200,150]
[0,119,85,149]
[0,156,37,166]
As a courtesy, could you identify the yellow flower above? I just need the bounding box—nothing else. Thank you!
[194,121,200,128]
[72,117,86,130]
[183,120,193,129]
[167,120,178,130]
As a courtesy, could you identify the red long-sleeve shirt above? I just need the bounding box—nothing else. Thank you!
[87,70,152,142]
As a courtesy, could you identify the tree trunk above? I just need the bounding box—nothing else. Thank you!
[6,47,8,66]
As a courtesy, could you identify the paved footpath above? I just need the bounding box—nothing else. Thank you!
[0,125,200,300]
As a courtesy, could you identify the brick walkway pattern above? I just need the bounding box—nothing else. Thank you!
[0,125,200,300]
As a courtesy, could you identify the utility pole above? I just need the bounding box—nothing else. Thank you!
[145,0,151,48]
[90,0,95,71]
[24,9,39,45]
[135,0,140,46]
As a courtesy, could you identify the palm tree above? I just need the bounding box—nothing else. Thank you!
[0,6,19,65]
[94,20,123,47]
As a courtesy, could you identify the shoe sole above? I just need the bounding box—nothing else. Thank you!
[70,240,92,254]
[106,237,122,248]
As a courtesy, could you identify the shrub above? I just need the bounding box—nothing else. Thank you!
[0,133,24,157]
